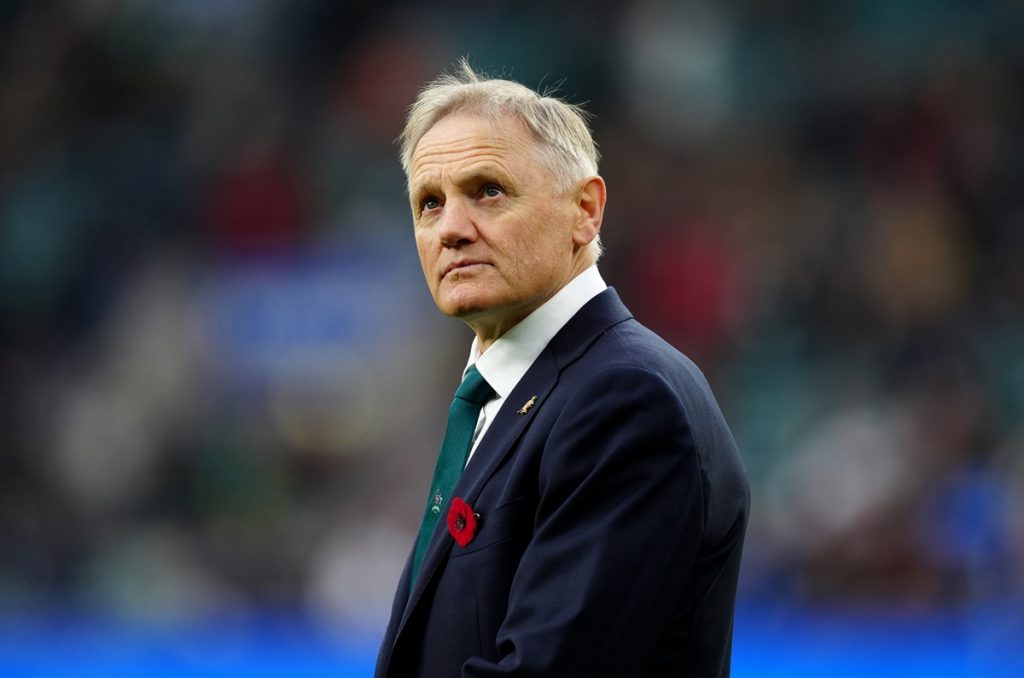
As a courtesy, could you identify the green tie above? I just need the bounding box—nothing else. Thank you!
[410,365,495,585]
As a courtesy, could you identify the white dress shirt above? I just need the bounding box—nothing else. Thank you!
[462,265,608,466]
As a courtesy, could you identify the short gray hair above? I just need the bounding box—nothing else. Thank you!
[400,59,604,260]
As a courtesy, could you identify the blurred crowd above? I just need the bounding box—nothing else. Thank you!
[1,0,1022,640]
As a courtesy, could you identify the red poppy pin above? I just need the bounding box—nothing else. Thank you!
[447,497,478,547]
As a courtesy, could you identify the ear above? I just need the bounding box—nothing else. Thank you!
[571,176,606,250]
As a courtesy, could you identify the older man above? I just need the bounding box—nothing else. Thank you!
[376,60,750,678]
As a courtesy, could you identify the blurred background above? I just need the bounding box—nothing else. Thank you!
[1,0,1022,675]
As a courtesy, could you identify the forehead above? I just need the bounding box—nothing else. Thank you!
[409,113,541,184]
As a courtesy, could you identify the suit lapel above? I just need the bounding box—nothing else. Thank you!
[459,350,560,505]
[395,349,561,637]
[387,289,634,654]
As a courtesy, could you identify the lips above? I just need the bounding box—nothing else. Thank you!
[441,260,488,279]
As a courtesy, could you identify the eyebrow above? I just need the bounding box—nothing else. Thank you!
[411,166,512,200]
[459,169,510,189]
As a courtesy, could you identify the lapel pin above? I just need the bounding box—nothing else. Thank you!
[517,396,538,415]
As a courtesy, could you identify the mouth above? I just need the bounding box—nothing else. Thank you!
[441,260,489,279]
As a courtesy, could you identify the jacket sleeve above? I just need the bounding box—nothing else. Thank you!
[461,364,710,677]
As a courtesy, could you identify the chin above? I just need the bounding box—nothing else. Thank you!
[433,283,502,319]
[438,296,496,320]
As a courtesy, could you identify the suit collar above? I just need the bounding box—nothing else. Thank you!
[545,287,632,370]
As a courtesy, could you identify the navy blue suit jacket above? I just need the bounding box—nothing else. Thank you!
[376,288,750,677]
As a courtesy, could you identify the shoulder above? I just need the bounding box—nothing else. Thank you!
[565,315,716,408]
[555,315,748,503]
[540,315,722,455]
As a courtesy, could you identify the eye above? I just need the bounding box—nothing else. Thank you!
[481,184,504,199]
[420,196,442,212]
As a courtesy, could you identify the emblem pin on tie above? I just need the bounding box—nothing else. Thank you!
[517,396,538,415]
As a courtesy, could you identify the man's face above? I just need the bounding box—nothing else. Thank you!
[409,113,588,340]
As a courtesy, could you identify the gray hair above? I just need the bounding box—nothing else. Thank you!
[399,59,603,260]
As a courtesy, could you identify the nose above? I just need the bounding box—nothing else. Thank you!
[437,198,478,247]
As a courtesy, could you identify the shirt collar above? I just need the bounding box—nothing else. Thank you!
[465,266,607,398]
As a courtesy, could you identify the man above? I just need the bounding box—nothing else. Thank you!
[376,60,750,678]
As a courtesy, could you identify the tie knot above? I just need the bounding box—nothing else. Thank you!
[456,365,495,406]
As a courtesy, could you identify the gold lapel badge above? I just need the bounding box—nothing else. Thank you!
[517,395,538,415]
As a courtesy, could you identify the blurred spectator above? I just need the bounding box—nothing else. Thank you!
[0,0,1021,655]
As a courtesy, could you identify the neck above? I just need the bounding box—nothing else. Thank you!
[469,257,594,353]
[469,307,533,354]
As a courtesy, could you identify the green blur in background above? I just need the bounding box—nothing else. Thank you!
[0,0,1022,675]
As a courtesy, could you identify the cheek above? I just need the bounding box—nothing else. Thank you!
[516,218,568,270]
[414,231,433,261]
[415,235,438,280]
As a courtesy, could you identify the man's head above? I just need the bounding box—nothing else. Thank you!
[400,60,600,203]
[402,60,606,349]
